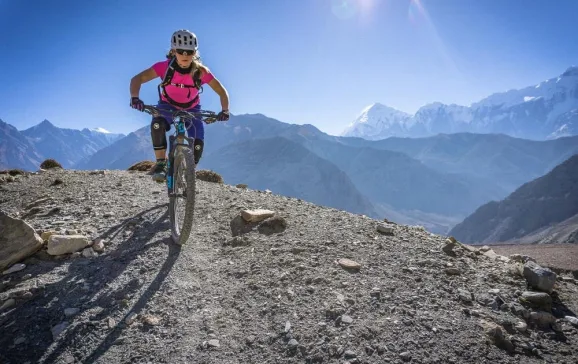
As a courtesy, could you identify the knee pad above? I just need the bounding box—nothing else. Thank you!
[151,117,167,150]
[193,139,204,164]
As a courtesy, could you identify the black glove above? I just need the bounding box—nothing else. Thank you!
[130,97,144,111]
[216,110,230,121]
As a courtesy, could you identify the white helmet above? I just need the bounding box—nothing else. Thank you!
[171,29,198,50]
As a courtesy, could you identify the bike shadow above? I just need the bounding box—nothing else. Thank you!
[0,203,182,364]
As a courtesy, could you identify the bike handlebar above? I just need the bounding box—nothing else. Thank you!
[141,105,219,124]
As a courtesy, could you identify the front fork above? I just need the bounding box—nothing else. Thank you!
[166,120,195,196]
[166,135,177,194]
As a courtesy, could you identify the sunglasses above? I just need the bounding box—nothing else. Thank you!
[175,49,195,55]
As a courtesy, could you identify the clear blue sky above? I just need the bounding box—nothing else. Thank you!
[1,0,577,135]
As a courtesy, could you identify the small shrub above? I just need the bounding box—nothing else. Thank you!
[0,169,26,176]
[40,159,62,170]
[128,161,156,172]
[196,169,224,184]
[8,169,26,176]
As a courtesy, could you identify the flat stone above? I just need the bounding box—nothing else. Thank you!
[47,235,91,256]
[519,291,552,310]
[338,258,361,271]
[377,225,394,235]
[240,209,275,223]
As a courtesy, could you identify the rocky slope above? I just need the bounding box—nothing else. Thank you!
[450,154,578,244]
[1,169,577,363]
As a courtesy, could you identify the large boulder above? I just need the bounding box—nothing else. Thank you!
[0,210,44,271]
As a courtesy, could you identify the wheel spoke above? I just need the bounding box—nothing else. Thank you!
[168,147,197,245]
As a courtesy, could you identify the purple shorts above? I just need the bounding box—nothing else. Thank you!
[153,101,204,140]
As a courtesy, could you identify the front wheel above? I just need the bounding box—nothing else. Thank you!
[169,146,196,245]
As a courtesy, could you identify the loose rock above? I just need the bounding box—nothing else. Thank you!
[523,261,557,293]
[47,235,91,256]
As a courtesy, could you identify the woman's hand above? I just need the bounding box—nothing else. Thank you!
[130,97,145,111]
[216,110,230,121]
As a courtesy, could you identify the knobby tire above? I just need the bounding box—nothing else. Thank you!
[169,146,197,245]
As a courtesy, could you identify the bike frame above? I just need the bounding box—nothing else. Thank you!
[166,116,192,194]
[142,105,217,195]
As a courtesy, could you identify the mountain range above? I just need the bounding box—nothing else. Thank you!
[342,66,578,141]
[0,119,44,171]
[0,119,124,170]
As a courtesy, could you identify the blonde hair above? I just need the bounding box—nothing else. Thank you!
[165,48,208,86]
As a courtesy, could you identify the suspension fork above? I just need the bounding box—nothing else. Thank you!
[166,135,176,194]
[166,119,188,194]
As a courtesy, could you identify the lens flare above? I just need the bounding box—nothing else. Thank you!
[408,0,425,25]
[331,0,357,19]
[407,0,461,76]
[330,0,377,20]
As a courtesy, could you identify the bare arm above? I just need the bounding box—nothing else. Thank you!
[130,67,158,98]
[207,77,230,111]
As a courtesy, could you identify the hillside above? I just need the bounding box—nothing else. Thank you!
[367,133,578,193]
[202,136,379,218]
[1,169,577,363]
[75,126,153,170]
[290,138,502,216]
[450,154,578,244]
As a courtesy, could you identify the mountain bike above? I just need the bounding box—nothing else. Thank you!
[142,104,218,245]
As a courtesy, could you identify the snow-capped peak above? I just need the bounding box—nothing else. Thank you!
[356,103,410,122]
[562,65,578,78]
[341,66,578,141]
[91,127,111,134]
[472,66,578,110]
[340,103,411,140]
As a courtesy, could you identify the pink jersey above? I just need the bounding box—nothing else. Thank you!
[152,59,215,108]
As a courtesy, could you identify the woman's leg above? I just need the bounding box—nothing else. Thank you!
[150,102,175,181]
[186,104,205,164]
[151,116,170,160]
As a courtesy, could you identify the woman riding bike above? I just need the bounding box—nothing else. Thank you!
[129,29,230,182]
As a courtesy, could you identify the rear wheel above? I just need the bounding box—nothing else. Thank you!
[169,146,196,245]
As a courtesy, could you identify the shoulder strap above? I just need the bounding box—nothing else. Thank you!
[161,58,177,87]
[192,68,204,94]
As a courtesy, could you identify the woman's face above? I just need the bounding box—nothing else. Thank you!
[174,48,195,67]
